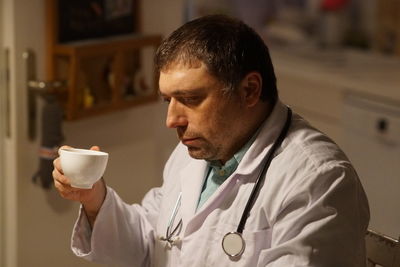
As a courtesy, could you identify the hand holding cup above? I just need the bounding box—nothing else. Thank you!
[59,147,108,189]
[53,146,108,226]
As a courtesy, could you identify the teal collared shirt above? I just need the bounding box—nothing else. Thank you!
[196,134,256,209]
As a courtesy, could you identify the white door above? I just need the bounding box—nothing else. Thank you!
[1,0,46,266]
[0,0,98,266]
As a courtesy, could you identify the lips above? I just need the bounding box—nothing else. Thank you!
[178,128,202,146]
[182,137,199,146]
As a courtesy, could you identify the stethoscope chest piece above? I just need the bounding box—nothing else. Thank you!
[222,232,245,257]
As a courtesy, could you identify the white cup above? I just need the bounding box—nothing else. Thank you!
[59,148,109,189]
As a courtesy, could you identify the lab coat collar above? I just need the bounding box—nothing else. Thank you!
[178,158,208,230]
[235,100,289,177]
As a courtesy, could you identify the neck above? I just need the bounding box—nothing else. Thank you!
[219,101,274,164]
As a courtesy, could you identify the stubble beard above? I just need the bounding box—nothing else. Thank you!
[186,143,217,160]
[177,127,221,161]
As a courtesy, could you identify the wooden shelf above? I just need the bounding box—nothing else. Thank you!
[46,0,161,120]
[48,34,161,120]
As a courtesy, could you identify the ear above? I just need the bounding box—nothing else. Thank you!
[239,72,262,107]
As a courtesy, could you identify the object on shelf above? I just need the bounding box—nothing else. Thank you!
[374,0,400,56]
[83,87,94,109]
[320,0,350,12]
[133,70,150,96]
[318,0,350,48]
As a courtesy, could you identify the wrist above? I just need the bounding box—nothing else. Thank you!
[82,179,107,224]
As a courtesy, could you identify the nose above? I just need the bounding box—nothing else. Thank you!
[166,99,188,128]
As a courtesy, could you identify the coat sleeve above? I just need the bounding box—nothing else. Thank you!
[69,144,183,267]
[71,186,162,267]
[259,164,370,267]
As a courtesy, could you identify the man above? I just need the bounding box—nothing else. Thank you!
[53,15,369,266]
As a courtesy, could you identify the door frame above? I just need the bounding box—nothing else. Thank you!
[1,0,19,266]
[0,0,5,263]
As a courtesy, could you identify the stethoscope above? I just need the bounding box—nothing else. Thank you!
[161,107,292,258]
[160,192,183,245]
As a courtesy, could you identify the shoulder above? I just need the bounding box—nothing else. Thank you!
[284,113,352,174]
[268,113,360,198]
[263,113,367,219]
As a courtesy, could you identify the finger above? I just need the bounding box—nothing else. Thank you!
[54,178,67,193]
[54,179,73,198]
[53,157,63,173]
[55,183,79,200]
[53,174,82,198]
[90,146,100,151]
[52,169,72,187]
[56,145,72,174]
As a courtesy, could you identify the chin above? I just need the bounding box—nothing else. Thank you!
[187,146,212,160]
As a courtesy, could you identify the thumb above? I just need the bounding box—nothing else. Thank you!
[90,146,100,151]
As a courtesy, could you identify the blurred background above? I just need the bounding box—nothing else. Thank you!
[0,0,399,266]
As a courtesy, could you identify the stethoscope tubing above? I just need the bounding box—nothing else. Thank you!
[236,107,292,234]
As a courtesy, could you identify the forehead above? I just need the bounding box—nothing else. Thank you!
[159,62,221,95]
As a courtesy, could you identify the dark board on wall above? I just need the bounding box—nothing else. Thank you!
[57,0,138,43]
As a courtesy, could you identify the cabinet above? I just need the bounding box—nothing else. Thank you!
[46,0,162,120]
[342,94,400,238]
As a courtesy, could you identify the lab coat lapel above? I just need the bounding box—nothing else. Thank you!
[235,101,289,176]
[178,158,207,230]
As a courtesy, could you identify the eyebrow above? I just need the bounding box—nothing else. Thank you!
[158,88,206,97]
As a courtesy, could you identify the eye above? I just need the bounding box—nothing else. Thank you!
[179,96,202,106]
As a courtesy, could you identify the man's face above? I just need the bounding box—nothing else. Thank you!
[159,63,248,163]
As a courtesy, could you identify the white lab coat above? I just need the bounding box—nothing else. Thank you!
[71,101,369,267]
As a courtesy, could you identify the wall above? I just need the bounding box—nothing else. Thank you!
[12,0,184,266]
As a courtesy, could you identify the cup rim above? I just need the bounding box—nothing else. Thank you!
[59,148,108,156]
